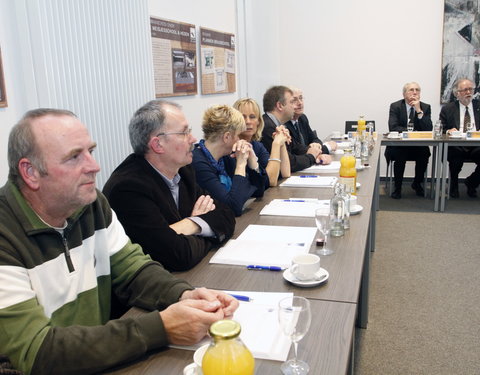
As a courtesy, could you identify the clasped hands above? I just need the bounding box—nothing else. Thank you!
[272,125,292,145]
[307,143,332,165]
[231,139,259,170]
[160,287,239,345]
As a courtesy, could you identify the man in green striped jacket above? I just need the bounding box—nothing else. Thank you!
[0,109,238,375]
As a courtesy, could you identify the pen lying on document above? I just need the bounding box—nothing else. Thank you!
[229,294,253,302]
[299,175,318,178]
[282,199,305,202]
[247,265,283,271]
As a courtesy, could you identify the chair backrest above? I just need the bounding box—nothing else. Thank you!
[345,120,376,133]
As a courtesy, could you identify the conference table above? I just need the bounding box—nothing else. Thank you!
[102,140,382,375]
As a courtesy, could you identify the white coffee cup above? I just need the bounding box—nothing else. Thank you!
[355,158,362,169]
[451,130,462,137]
[290,254,321,281]
[332,131,341,139]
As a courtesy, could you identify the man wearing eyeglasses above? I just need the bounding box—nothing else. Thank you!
[285,87,336,161]
[440,78,480,198]
[385,82,432,199]
[103,100,235,271]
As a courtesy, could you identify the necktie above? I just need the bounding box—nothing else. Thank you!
[408,107,415,123]
[464,106,471,132]
[294,121,306,145]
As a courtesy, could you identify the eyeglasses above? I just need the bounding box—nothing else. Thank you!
[458,87,475,93]
[156,127,192,139]
[291,96,305,104]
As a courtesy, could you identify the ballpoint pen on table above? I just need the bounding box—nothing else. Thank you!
[282,199,306,202]
[228,294,252,302]
[299,175,318,178]
[246,265,283,271]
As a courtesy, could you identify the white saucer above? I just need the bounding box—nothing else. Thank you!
[183,362,202,375]
[449,134,465,139]
[356,165,366,171]
[193,344,209,367]
[350,204,363,215]
[283,267,329,287]
[387,134,402,139]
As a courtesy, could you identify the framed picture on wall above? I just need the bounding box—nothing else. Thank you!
[0,47,7,108]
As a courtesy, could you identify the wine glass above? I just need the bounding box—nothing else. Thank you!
[315,207,334,256]
[278,296,311,375]
[407,120,414,132]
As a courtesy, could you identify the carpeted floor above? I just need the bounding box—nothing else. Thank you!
[353,183,480,375]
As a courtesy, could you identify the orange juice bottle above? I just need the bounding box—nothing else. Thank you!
[357,115,366,136]
[339,149,357,195]
[202,320,255,375]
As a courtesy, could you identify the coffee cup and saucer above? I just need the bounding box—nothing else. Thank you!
[283,254,329,287]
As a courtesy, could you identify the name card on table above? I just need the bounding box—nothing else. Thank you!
[402,131,433,139]
[466,131,480,139]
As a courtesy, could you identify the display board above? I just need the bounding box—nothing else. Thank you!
[150,17,197,97]
[199,27,236,94]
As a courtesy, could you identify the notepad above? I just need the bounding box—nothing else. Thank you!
[210,224,317,268]
[280,175,338,188]
[301,160,341,173]
[171,291,293,361]
[260,198,330,217]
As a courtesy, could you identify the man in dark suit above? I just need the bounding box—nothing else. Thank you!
[285,87,337,156]
[440,78,480,198]
[103,100,235,271]
[385,82,432,199]
[261,85,331,172]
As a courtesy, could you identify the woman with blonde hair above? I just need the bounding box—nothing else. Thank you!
[192,104,267,216]
[233,98,291,186]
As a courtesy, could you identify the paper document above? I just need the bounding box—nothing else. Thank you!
[301,161,341,173]
[210,224,317,268]
[280,175,338,188]
[260,198,330,217]
[171,291,294,361]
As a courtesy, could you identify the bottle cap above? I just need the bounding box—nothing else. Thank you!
[209,320,241,339]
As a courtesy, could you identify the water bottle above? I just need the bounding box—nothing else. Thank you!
[330,184,345,237]
[339,184,351,230]
[434,120,442,139]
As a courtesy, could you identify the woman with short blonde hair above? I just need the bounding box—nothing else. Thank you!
[192,104,267,216]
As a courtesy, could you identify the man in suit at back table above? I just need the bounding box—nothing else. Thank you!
[440,78,480,198]
[385,82,432,199]
[261,85,331,172]
[285,87,337,157]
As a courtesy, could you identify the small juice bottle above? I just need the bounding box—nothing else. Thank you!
[357,115,366,136]
[202,320,255,375]
[339,149,357,195]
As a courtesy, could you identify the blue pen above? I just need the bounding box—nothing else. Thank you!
[247,265,283,271]
[283,199,305,202]
[299,175,318,178]
[229,294,252,302]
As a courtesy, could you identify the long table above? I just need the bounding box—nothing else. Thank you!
[102,140,382,375]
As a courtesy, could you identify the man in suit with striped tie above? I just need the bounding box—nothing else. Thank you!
[440,78,480,198]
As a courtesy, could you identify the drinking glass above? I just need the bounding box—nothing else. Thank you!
[466,121,474,132]
[407,120,414,132]
[315,207,334,255]
[278,296,311,375]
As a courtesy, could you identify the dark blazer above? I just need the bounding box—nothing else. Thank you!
[439,99,480,131]
[388,99,433,132]
[192,145,267,216]
[261,114,316,172]
[285,114,329,154]
[103,154,235,272]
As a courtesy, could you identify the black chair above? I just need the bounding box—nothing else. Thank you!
[345,120,375,133]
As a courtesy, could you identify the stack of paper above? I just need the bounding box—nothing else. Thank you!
[280,175,338,188]
[210,224,317,268]
[260,198,330,217]
[172,291,294,361]
[301,160,341,173]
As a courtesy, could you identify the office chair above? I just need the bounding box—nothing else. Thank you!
[345,120,375,133]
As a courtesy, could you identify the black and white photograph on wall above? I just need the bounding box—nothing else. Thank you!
[0,47,7,108]
[441,0,480,103]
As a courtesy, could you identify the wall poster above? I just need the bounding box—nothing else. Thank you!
[150,17,197,97]
[0,47,7,108]
[441,0,480,103]
[199,27,236,95]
